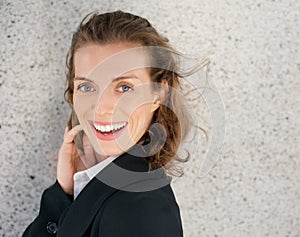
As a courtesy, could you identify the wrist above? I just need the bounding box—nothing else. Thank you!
[57,179,74,195]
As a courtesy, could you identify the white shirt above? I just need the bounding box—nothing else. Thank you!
[73,155,118,199]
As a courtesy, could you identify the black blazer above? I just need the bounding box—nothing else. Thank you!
[22,151,183,237]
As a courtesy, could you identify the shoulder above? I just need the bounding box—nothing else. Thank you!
[96,184,183,237]
[104,184,178,213]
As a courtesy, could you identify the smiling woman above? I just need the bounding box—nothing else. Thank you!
[22,10,193,237]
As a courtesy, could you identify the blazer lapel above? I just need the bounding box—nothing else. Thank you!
[57,175,117,237]
[57,150,171,237]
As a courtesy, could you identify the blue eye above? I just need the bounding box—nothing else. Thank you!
[117,85,133,93]
[78,84,95,92]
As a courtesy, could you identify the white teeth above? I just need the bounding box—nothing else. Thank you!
[93,122,127,133]
[94,124,101,130]
[113,124,119,130]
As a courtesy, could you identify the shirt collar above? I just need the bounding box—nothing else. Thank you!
[73,154,120,181]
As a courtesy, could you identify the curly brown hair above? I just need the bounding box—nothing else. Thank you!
[64,11,193,175]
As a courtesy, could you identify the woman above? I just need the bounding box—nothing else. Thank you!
[22,10,192,237]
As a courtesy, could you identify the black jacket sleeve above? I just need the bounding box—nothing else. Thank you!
[22,181,73,237]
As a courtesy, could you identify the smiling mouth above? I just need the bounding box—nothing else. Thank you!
[89,121,128,140]
[93,121,127,133]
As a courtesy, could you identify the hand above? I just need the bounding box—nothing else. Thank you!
[57,125,97,195]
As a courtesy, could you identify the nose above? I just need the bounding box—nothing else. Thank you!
[94,88,115,116]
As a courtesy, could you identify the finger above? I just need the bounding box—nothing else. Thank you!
[63,125,83,144]
[81,134,97,166]
[64,126,70,137]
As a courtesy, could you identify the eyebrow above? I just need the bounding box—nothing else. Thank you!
[74,74,140,83]
[74,77,94,82]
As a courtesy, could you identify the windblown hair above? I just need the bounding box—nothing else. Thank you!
[64,10,193,176]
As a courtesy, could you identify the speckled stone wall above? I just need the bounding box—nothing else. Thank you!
[1,0,299,236]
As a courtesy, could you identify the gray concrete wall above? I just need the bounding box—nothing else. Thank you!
[1,0,299,236]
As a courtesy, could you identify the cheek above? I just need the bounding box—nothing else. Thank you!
[129,104,154,132]
[73,94,95,119]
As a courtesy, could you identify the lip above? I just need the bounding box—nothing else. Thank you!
[88,120,128,141]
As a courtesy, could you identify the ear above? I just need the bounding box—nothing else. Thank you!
[151,95,160,112]
[150,79,169,112]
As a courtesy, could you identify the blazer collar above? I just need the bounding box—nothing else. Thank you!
[57,150,171,237]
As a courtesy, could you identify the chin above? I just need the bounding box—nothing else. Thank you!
[94,141,125,157]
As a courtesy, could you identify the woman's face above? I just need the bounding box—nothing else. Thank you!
[73,43,160,157]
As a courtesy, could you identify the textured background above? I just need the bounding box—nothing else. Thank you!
[1,0,299,236]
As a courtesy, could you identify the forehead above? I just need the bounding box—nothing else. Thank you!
[74,43,151,79]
